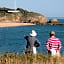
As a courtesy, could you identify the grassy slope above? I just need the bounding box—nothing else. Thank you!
[0,53,64,64]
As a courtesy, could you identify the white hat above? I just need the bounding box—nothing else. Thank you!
[30,30,37,36]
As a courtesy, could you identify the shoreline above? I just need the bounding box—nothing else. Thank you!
[0,23,35,27]
[0,23,64,27]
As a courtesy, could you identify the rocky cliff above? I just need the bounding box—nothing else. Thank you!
[0,8,48,24]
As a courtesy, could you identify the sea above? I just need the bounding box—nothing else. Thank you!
[0,18,64,55]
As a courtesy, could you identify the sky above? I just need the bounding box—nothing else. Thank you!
[0,0,64,17]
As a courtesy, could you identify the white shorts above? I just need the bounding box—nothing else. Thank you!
[50,49,60,56]
[33,47,37,54]
[50,49,56,56]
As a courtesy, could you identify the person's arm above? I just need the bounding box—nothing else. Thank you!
[24,35,28,40]
[34,39,40,47]
[57,39,62,50]
[46,39,51,50]
[24,35,29,50]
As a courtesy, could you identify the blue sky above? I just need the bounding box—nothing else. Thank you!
[0,0,64,17]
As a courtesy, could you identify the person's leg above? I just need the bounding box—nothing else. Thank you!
[48,50,51,55]
[56,50,60,56]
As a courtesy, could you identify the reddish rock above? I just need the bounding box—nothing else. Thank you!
[51,18,58,23]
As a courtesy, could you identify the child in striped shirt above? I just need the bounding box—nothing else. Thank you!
[46,31,62,56]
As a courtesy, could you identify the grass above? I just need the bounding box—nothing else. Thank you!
[0,52,64,64]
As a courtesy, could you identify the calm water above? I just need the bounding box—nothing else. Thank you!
[0,25,64,55]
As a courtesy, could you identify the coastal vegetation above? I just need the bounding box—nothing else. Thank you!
[0,52,64,64]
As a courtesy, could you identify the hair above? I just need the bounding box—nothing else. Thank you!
[50,34,55,37]
[50,31,55,37]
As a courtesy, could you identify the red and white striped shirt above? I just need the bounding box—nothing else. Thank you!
[46,36,62,51]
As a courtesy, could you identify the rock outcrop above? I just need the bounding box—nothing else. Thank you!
[51,18,59,23]
[47,18,63,25]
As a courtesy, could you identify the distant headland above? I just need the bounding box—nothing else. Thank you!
[0,7,64,26]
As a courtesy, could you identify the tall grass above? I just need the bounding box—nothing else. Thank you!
[0,53,64,64]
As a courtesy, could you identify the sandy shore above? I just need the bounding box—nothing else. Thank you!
[0,23,35,27]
